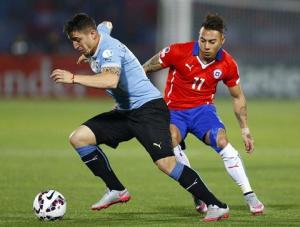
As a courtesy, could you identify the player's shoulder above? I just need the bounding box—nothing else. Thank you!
[220,49,238,67]
[221,49,236,62]
[100,34,124,53]
[166,41,194,57]
[101,32,119,46]
[170,41,194,50]
[94,35,122,61]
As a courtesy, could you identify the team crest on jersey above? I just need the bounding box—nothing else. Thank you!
[102,49,113,61]
[213,69,222,79]
[160,46,170,58]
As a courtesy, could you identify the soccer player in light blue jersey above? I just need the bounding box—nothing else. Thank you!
[50,13,229,222]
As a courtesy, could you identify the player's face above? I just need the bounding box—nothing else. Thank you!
[198,27,225,62]
[69,29,99,56]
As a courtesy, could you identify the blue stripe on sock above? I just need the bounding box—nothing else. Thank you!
[76,145,97,157]
[169,162,184,181]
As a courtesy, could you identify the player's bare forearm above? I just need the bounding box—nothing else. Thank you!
[75,67,120,88]
[229,85,254,152]
[232,97,248,129]
[143,53,163,74]
[229,85,248,128]
[74,73,119,89]
[50,67,120,89]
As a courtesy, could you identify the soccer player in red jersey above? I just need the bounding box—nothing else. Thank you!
[143,13,264,215]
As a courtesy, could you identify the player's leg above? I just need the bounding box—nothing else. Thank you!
[69,111,133,210]
[205,128,263,214]
[170,123,207,213]
[170,124,191,167]
[199,105,264,215]
[131,99,228,221]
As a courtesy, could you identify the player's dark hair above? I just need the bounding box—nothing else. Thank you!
[64,13,96,36]
[201,13,226,34]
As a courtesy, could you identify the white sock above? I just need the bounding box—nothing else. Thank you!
[173,145,191,167]
[220,143,252,193]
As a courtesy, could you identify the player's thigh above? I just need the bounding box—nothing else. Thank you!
[191,105,226,151]
[83,110,134,148]
[170,124,182,146]
[191,105,222,138]
[129,99,174,162]
[170,110,188,142]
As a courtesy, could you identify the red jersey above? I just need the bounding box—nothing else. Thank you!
[159,41,240,110]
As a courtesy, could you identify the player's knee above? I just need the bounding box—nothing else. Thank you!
[69,126,96,148]
[217,135,228,149]
[155,156,177,175]
[69,130,82,147]
[208,127,228,152]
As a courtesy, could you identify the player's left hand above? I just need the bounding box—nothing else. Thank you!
[242,128,254,154]
[77,54,89,64]
[50,69,74,84]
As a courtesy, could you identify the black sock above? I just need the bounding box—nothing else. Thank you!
[81,148,125,191]
[178,166,227,208]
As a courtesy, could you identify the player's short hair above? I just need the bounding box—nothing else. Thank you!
[64,13,96,36]
[201,13,226,34]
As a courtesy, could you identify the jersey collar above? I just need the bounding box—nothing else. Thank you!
[91,33,103,60]
[192,41,223,61]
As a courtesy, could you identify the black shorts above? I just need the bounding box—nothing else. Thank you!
[83,98,174,162]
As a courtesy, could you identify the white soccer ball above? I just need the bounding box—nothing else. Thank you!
[33,190,67,221]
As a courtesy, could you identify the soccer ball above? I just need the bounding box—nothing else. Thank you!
[33,190,67,221]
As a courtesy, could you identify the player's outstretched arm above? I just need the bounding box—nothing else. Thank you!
[50,67,120,89]
[143,52,163,75]
[228,85,254,154]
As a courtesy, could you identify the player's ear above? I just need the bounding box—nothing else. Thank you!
[221,34,225,45]
[90,29,98,40]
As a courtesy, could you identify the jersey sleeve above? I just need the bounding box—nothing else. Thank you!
[97,22,112,35]
[158,44,178,68]
[100,45,122,69]
[223,59,240,87]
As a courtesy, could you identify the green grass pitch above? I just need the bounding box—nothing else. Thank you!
[1,98,300,226]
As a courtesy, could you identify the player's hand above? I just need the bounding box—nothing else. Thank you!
[77,54,89,64]
[241,128,254,154]
[50,69,74,84]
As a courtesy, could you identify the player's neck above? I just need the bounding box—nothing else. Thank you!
[199,54,215,64]
[90,34,101,56]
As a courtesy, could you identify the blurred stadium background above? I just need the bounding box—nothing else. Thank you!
[1,0,300,98]
[1,1,300,226]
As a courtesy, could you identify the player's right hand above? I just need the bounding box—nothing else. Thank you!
[50,69,74,84]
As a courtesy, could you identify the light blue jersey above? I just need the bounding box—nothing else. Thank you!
[88,26,162,110]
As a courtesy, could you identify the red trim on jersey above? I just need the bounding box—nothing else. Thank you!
[159,41,240,110]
